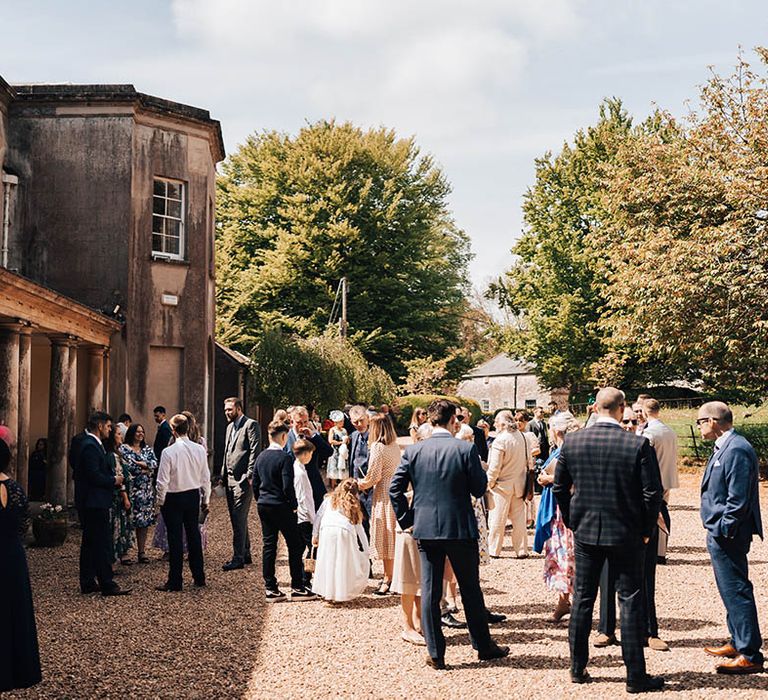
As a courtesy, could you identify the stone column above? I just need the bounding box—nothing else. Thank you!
[66,342,79,505]
[87,346,107,413]
[0,323,21,477]
[16,326,32,492]
[47,336,73,506]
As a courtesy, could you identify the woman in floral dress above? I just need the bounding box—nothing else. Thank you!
[535,412,579,621]
[120,424,157,563]
[105,426,135,565]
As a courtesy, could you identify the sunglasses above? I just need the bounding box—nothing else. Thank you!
[621,419,638,426]
[696,417,718,425]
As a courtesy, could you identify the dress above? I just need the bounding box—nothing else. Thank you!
[119,444,157,527]
[0,478,42,692]
[312,500,370,601]
[326,426,349,481]
[357,441,399,561]
[109,452,135,561]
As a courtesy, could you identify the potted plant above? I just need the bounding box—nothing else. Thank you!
[32,503,68,547]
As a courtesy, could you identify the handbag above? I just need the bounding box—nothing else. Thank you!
[304,546,316,573]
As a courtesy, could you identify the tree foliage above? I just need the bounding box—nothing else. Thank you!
[216,120,472,380]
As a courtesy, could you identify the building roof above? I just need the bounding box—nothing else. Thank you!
[0,75,14,106]
[463,353,535,379]
[10,82,225,162]
[216,341,251,368]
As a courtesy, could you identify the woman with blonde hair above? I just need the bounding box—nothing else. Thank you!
[409,407,428,443]
[487,409,532,558]
[312,479,370,602]
[358,414,400,594]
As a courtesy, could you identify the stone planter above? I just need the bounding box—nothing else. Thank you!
[32,518,68,547]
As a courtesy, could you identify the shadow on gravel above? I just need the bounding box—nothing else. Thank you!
[663,670,768,692]
[446,630,568,647]
[658,617,713,631]
[493,603,556,616]
[669,505,700,511]
[670,545,708,553]
[679,558,767,567]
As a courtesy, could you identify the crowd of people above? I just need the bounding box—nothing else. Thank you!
[0,391,764,693]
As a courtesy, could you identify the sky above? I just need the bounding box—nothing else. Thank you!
[2,1,767,290]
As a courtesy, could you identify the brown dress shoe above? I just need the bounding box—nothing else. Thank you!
[704,643,738,658]
[716,655,764,674]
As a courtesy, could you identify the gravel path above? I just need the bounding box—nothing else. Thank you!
[8,474,768,699]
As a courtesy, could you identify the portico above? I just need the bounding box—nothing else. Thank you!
[0,266,119,503]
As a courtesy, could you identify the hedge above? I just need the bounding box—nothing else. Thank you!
[395,394,482,435]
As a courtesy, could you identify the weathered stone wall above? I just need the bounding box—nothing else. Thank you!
[457,373,559,412]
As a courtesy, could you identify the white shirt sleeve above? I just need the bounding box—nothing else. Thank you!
[156,450,171,506]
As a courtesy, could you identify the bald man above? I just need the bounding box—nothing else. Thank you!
[698,402,764,674]
[553,387,664,693]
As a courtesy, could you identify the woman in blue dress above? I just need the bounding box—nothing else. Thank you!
[120,424,157,563]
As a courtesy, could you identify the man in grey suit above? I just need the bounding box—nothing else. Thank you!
[390,399,509,670]
[217,397,261,571]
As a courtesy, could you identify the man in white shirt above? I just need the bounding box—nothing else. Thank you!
[155,413,211,592]
[641,398,679,563]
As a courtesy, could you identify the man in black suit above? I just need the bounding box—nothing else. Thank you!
[75,411,130,596]
[390,399,509,670]
[553,387,663,693]
[153,406,173,462]
[460,406,489,463]
[529,406,550,462]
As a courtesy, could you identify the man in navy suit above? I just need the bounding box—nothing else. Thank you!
[153,405,173,462]
[348,405,372,530]
[75,412,131,596]
[284,405,332,510]
[390,399,509,670]
[698,401,764,674]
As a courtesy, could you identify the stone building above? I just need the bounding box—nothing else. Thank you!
[456,353,568,414]
[0,75,224,504]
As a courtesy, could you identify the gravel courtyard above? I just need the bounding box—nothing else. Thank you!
[8,473,768,699]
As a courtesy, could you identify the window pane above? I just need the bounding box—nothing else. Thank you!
[152,233,163,252]
[153,196,166,216]
[167,199,182,219]
[167,236,180,256]
[153,179,166,197]
[166,182,182,200]
[166,219,180,239]
[152,215,164,234]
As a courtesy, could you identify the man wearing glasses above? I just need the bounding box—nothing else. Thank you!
[698,402,764,674]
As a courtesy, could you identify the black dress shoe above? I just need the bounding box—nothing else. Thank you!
[80,583,100,594]
[244,557,253,565]
[486,609,507,624]
[425,656,446,670]
[155,583,182,592]
[478,644,510,661]
[657,556,667,565]
[222,561,244,571]
[102,585,132,596]
[193,580,206,588]
[441,612,466,629]
[571,670,590,684]
[626,675,664,694]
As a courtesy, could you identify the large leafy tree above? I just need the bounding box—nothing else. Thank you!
[216,120,471,379]
[490,99,637,391]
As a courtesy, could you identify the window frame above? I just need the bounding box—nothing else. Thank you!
[481,399,490,413]
[151,177,186,261]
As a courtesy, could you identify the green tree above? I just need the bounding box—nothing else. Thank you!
[489,99,636,391]
[216,120,471,379]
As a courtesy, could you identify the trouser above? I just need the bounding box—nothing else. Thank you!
[599,529,659,639]
[162,489,205,589]
[257,503,305,591]
[487,490,527,556]
[418,539,493,661]
[298,520,314,587]
[225,479,252,564]
[658,490,670,558]
[80,508,115,592]
[707,532,764,664]
[571,540,647,683]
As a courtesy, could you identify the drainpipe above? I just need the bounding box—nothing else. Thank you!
[1,172,18,269]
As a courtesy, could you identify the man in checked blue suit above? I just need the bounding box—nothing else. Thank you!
[697,401,764,674]
[389,399,509,670]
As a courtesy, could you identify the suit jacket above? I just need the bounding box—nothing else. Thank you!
[642,419,679,491]
[75,434,116,510]
[390,431,487,540]
[284,429,331,510]
[700,431,763,540]
[349,429,372,515]
[553,421,663,547]
[471,424,489,463]
[220,415,261,483]
[529,418,550,461]
[153,420,173,462]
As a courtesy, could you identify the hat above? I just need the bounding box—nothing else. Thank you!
[329,410,344,422]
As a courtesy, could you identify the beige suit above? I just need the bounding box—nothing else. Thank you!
[643,418,678,557]
[487,430,531,556]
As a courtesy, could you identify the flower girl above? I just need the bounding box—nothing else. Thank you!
[312,479,369,602]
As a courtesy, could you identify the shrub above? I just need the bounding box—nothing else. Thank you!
[395,394,482,434]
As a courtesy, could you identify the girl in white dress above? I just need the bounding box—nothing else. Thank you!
[312,478,369,603]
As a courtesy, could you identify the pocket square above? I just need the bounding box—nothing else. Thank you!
[713,460,721,467]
